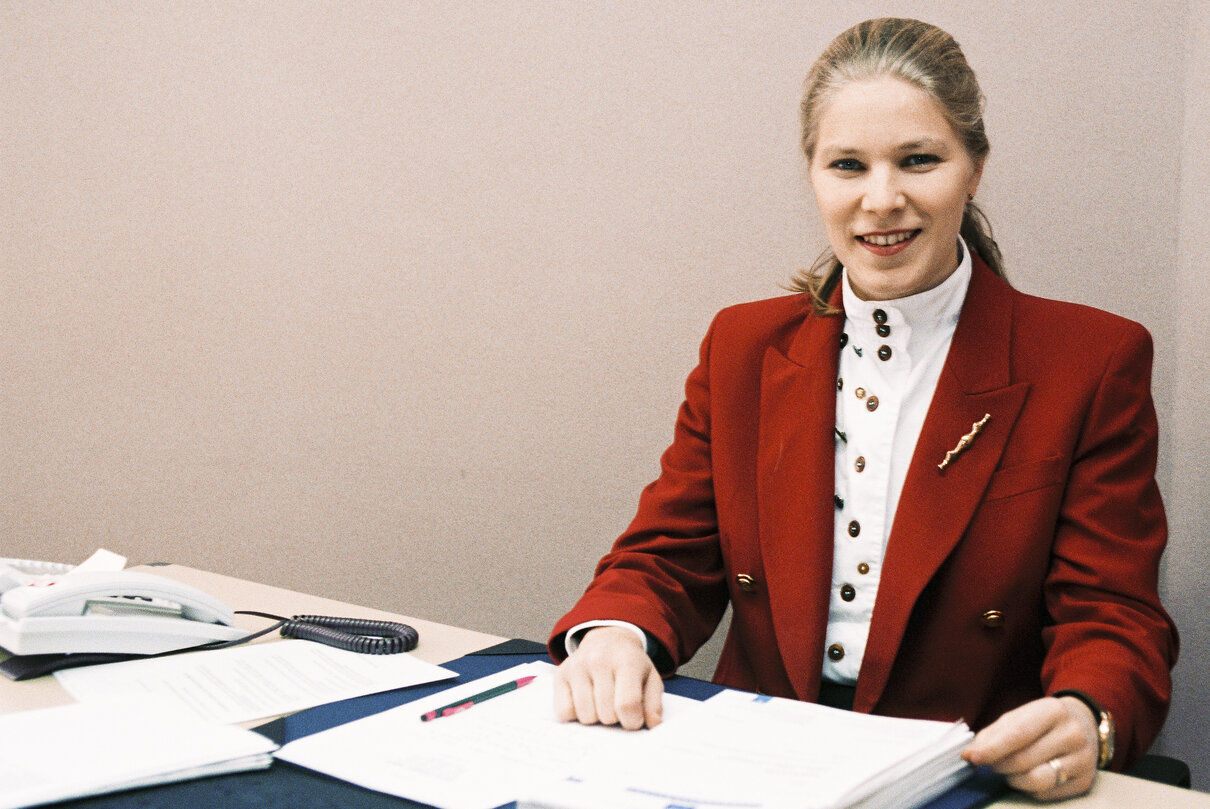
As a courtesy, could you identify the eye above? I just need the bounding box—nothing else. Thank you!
[828,158,864,172]
[903,153,941,169]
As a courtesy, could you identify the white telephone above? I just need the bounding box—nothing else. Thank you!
[0,564,248,656]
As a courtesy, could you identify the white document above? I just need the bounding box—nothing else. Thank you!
[522,689,974,809]
[68,548,128,573]
[278,661,973,809]
[55,639,456,724]
[276,661,702,809]
[0,698,276,809]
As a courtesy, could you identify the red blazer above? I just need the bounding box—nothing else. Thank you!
[551,258,1177,769]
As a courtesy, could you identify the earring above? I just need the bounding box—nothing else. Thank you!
[967,193,974,202]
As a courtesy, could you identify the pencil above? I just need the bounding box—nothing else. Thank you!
[419,675,537,721]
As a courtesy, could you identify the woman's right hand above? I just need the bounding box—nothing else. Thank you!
[553,626,664,730]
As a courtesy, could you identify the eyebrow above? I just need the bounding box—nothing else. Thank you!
[897,138,948,151]
[818,138,950,156]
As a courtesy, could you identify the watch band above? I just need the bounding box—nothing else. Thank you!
[1052,689,1116,769]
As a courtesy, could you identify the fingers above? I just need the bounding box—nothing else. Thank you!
[963,698,1060,765]
[642,665,664,727]
[963,696,1099,801]
[552,626,662,730]
[609,662,664,729]
[552,663,577,722]
[553,655,599,723]
[1002,753,1093,802]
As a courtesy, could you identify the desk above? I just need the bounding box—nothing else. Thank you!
[1,566,1204,808]
[996,773,1209,808]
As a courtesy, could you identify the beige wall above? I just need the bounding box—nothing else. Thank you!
[1168,0,1210,789]
[3,0,1206,786]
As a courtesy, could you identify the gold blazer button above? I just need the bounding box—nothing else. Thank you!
[735,573,757,593]
[981,609,1005,628]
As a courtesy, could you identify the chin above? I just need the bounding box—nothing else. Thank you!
[851,261,948,300]
[846,270,908,301]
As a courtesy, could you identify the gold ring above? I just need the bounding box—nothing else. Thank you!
[1048,757,1070,787]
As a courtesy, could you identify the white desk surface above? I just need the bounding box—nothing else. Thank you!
[996,770,1209,807]
[1,565,1204,807]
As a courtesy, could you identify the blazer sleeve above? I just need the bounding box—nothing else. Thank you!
[549,316,729,670]
[1040,322,1179,768]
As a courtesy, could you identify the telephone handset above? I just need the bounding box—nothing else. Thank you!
[0,570,248,655]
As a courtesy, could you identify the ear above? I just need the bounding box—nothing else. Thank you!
[968,158,985,199]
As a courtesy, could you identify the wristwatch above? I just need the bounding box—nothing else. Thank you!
[1053,689,1116,769]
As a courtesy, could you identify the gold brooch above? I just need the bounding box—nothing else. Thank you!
[937,413,991,472]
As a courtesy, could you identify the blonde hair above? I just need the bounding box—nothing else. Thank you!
[790,18,1004,311]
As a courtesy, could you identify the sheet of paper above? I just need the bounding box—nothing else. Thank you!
[0,698,276,809]
[275,661,704,809]
[55,639,456,724]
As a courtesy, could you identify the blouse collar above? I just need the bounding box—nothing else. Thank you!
[840,238,972,355]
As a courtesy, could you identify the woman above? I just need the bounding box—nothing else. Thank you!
[548,17,1177,802]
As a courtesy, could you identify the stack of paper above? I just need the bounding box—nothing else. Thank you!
[275,661,975,809]
[0,699,277,809]
[521,688,974,809]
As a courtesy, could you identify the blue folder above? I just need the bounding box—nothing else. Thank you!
[52,639,1006,809]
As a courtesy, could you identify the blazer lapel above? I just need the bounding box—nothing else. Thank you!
[757,295,844,701]
[855,260,1029,711]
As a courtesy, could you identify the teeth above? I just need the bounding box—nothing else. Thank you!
[862,231,916,246]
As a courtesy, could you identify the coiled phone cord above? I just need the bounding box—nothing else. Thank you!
[233,611,419,654]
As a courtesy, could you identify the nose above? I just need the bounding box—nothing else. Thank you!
[861,168,906,215]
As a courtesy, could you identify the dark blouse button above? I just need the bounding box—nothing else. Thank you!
[837,377,843,391]
[857,562,870,575]
[866,396,879,412]
[873,309,888,324]
[855,456,866,472]
[854,387,866,399]
[877,345,892,361]
[847,520,860,537]
[981,609,1005,628]
[834,494,845,509]
[876,323,891,337]
[840,584,856,602]
[840,333,848,348]
[827,643,845,661]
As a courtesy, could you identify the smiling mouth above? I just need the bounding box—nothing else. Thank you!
[857,229,921,246]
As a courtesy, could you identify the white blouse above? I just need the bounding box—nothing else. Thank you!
[823,240,972,683]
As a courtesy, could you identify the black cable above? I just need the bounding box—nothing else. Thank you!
[235,611,419,654]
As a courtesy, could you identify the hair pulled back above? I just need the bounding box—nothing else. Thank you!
[790,18,1004,310]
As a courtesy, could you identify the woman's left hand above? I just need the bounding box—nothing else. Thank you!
[962,696,1100,801]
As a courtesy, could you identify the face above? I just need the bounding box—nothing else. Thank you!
[808,76,983,301]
